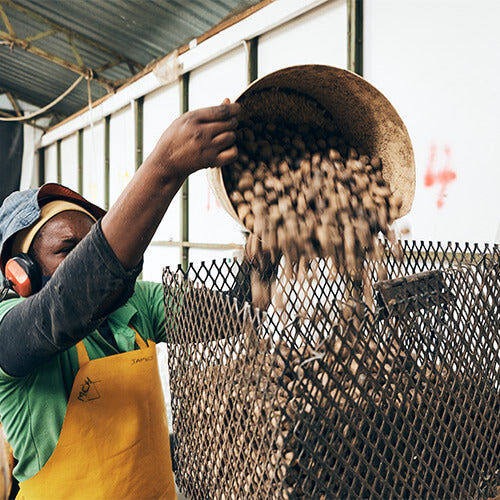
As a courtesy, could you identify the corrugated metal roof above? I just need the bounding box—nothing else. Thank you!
[0,0,264,123]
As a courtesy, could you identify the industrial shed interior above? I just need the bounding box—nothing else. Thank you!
[1,0,498,280]
[0,1,499,499]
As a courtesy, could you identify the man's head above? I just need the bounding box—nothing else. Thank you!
[11,200,97,276]
[0,184,106,293]
[29,210,95,276]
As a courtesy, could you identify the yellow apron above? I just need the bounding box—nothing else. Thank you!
[18,329,177,500]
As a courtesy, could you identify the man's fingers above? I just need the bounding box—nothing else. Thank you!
[213,145,238,166]
[206,117,238,138]
[212,130,237,151]
[195,102,240,123]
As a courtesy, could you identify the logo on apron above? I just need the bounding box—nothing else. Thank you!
[77,377,101,402]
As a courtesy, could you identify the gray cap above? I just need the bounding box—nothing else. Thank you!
[0,183,106,273]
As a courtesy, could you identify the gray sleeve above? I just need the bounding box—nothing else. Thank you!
[0,220,142,377]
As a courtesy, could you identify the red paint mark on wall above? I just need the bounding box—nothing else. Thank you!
[424,143,457,209]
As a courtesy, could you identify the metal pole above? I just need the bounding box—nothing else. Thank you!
[78,129,83,193]
[38,146,45,186]
[347,0,363,76]
[134,98,144,282]
[135,96,144,171]
[247,37,258,84]
[56,139,61,184]
[180,73,190,271]
[347,0,364,303]
[104,116,110,210]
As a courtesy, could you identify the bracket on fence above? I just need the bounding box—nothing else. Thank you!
[374,270,452,315]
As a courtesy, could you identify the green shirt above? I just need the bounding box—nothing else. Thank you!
[0,280,167,482]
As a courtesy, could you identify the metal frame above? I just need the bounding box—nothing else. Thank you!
[165,241,500,499]
[104,115,110,210]
[4,89,20,116]
[347,0,363,76]
[180,73,190,271]
[40,0,331,146]
[0,110,47,130]
[78,129,83,193]
[134,97,143,172]
[0,0,144,93]
[38,146,45,185]
[247,37,258,84]
[56,139,61,183]
[150,241,244,251]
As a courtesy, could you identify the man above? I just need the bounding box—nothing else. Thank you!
[0,101,241,499]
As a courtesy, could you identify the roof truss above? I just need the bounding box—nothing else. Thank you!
[0,0,145,93]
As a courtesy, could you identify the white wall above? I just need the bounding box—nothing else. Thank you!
[20,124,44,189]
[143,245,180,282]
[258,0,347,75]
[44,143,58,183]
[109,105,135,207]
[364,0,500,244]
[143,83,182,246]
[82,120,106,208]
[59,133,79,192]
[142,83,183,279]
[188,45,248,264]
[189,247,243,265]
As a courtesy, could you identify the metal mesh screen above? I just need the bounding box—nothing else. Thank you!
[163,241,499,499]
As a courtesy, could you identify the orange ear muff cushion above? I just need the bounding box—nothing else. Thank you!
[5,260,32,297]
[4,254,41,297]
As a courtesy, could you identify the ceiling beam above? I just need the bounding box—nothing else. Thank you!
[0,0,146,92]
[0,30,116,92]
[0,0,144,72]
[25,28,57,43]
[6,90,21,115]
[0,4,15,36]
[66,33,84,67]
[94,59,124,74]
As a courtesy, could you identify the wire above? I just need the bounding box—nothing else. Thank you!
[0,279,12,302]
[0,75,84,122]
[87,72,99,188]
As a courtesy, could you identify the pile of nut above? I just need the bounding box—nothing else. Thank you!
[223,119,402,298]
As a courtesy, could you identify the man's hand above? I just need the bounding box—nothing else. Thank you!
[102,99,240,270]
[150,99,240,182]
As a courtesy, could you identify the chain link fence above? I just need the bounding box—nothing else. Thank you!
[163,240,499,499]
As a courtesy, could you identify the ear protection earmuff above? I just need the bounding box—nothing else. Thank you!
[4,253,42,298]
